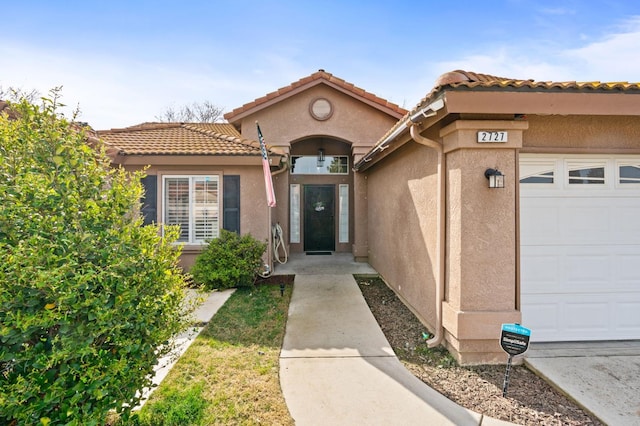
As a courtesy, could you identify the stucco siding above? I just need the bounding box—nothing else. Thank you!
[366,142,440,329]
[238,85,398,150]
[523,115,640,151]
[446,148,517,312]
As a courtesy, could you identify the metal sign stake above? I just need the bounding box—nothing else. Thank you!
[499,323,531,398]
[502,355,513,397]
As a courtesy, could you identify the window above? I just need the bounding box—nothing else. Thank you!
[619,163,640,184]
[290,156,349,174]
[520,160,555,184]
[567,162,605,185]
[338,184,349,243]
[290,184,301,243]
[164,176,219,243]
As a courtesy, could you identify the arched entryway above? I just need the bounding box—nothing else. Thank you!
[288,137,354,254]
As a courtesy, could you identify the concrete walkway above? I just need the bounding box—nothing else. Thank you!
[526,341,640,426]
[278,261,511,425]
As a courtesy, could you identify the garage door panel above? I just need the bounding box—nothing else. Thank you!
[565,252,610,285]
[563,300,610,334]
[616,300,640,333]
[616,252,640,282]
[612,205,640,239]
[520,248,560,292]
[520,154,640,342]
[561,205,610,241]
[520,299,558,338]
[519,202,559,243]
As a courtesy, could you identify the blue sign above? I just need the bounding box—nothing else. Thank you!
[501,323,531,336]
[500,323,531,356]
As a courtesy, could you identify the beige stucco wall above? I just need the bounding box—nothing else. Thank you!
[366,142,440,329]
[522,115,640,151]
[236,84,399,150]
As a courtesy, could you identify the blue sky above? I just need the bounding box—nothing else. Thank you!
[1,0,639,129]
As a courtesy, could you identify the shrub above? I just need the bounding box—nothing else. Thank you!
[190,230,267,290]
[0,93,190,425]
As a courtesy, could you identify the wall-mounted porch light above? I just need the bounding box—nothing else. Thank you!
[485,168,505,188]
[317,148,325,168]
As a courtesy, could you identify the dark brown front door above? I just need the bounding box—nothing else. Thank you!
[303,185,335,252]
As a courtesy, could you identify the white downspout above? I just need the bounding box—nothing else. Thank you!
[409,124,445,348]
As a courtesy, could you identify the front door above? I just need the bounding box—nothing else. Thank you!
[304,185,335,252]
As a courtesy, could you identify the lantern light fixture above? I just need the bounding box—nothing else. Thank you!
[317,148,325,168]
[485,168,505,188]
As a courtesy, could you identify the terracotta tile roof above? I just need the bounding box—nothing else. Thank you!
[0,100,19,119]
[413,70,640,114]
[224,69,408,121]
[97,122,267,156]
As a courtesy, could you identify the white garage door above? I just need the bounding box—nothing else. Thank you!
[520,154,640,342]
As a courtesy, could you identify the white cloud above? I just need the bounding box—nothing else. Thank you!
[561,16,640,81]
[0,42,299,129]
[423,15,640,89]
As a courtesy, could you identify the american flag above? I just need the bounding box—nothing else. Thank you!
[256,122,276,207]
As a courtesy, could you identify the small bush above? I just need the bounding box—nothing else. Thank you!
[190,230,266,290]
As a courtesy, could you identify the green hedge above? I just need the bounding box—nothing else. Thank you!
[0,93,190,425]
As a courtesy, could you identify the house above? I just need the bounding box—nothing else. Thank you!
[100,70,640,364]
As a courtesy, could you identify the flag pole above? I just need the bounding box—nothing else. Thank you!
[256,121,276,275]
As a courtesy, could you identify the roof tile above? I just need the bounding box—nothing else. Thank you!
[409,69,640,120]
[224,70,407,121]
[97,122,268,156]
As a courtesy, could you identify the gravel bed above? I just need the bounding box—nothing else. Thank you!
[356,276,603,426]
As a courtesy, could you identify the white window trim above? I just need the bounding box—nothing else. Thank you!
[519,158,558,187]
[290,184,301,243]
[338,184,349,243]
[290,155,350,175]
[521,155,640,197]
[163,175,220,244]
[566,159,607,186]
[616,159,640,188]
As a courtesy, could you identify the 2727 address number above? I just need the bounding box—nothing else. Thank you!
[477,131,508,143]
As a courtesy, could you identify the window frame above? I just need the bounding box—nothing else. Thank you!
[163,175,220,244]
[290,155,349,175]
[616,160,640,187]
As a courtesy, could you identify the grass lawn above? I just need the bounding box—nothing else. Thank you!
[121,283,294,425]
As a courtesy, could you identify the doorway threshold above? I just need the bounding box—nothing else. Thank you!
[305,251,333,256]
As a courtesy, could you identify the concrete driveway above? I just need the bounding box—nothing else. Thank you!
[525,341,640,425]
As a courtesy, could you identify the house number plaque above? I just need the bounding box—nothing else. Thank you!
[477,131,508,143]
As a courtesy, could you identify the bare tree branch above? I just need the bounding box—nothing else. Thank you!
[0,86,40,103]
[155,101,225,123]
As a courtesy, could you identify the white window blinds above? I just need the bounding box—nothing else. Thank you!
[164,176,219,243]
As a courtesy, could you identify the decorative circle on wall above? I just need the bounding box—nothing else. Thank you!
[309,97,333,121]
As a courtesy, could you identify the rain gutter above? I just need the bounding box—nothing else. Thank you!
[408,123,445,348]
